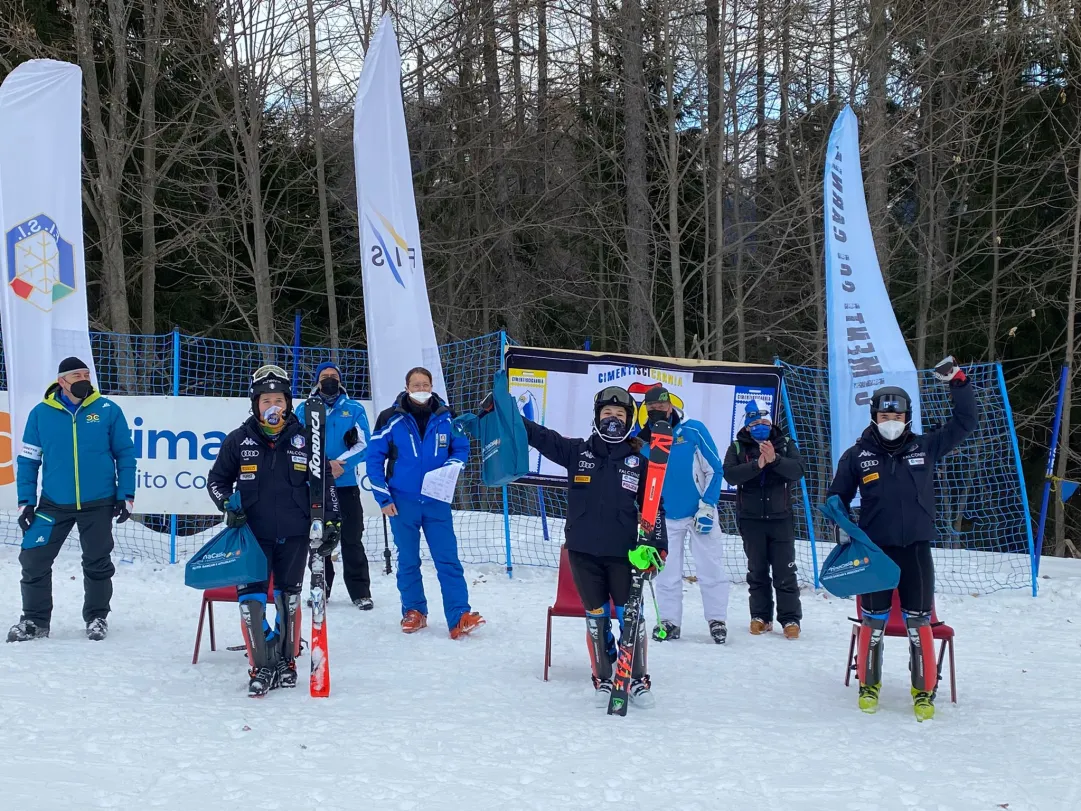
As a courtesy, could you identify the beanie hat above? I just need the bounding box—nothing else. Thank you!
[313,361,342,385]
[58,357,89,375]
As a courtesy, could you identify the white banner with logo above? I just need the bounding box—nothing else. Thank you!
[354,13,447,414]
[824,105,920,470]
[0,60,98,458]
[0,394,379,516]
[505,346,781,497]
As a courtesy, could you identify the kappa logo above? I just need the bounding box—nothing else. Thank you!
[242,437,257,447]
[581,450,595,459]
[858,450,875,458]
[5,215,77,312]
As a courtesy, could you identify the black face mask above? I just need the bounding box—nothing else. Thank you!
[70,380,94,400]
[646,409,669,425]
[319,378,340,397]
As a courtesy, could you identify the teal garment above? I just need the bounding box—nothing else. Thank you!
[17,385,137,509]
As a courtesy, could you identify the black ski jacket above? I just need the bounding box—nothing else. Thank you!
[828,380,978,548]
[523,419,667,559]
[207,414,339,542]
[722,425,803,521]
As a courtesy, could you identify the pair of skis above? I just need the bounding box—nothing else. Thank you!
[307,397,331,698]
[608,419,673,716]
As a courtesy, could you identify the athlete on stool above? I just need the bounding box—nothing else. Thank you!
[828,357,977,720]
[637,386,730,645]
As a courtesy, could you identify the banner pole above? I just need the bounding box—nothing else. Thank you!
[170,327,180,564]
[1034,364,1069,580]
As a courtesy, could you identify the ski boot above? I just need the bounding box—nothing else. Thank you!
[86,618,108,641]
[709,620,727,644]
[749,618,773,635]
[652,620,679,641]
[353,598,374,611]
[857,608,888,714]
[592,676,613,708]
[629,612,654,708]
[586,609,615,707]
[274,591,301,689]
[905,610,938,722]
[6,619,49,642]
[912,688,935,722]
[858,683,881,713]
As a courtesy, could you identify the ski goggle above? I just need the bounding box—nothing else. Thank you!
[872,394,910,414]
[252,364,288,384]
[745,409,770,422]
[595,386,634,410]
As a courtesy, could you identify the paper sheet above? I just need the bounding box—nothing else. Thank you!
[421,463,462,504]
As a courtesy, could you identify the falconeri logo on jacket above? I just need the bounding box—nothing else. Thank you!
[365,206,415,289]
[5,215,77,312]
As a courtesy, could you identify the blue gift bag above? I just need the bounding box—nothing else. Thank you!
[184,493,267,590]
[818,495,901,599]
[455,371,530,487]
[20,511,56,549]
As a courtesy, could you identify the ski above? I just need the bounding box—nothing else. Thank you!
[608,418,673,716]
[307,396,331,698]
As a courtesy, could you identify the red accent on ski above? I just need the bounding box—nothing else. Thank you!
[918,624,936,692]
[310,619,330,697]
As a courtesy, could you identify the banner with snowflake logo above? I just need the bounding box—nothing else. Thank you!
[0,60,97,459]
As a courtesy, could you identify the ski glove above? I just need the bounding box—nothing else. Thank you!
[224,504,247,528]
[934,355,967,386]
[314,520,341,557]
[629,544,667,580]
[343,427,359,448]
[114,500,133,524]
[17,505,35,533]
[694,500,716,534]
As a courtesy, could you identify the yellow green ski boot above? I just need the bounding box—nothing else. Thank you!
[912,688,935,722]
[858,683,881,714]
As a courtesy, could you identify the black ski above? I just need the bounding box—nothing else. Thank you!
[306,396,330,697]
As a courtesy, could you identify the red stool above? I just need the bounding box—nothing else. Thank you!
[843,590,957,703]
[192,577,274,665]
[543,546,615,681]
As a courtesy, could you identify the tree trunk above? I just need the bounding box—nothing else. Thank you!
[1055,144,1081,556]
[707,0,725,359]
[665,10,684,357]
[537,0,549,191]
[622,0,651,353]
[866,0,890,274]
[140,0,165,336]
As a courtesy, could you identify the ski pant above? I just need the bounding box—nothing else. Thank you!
[390,496,470,630]
[311,485,370,601]
[238,535,309,599]
[654,516,730,627]
[860,541,934,615]
[19,500,115,626]
[739,515,802,625]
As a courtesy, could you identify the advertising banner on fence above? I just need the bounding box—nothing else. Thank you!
[505,346,782,496]
[0,394,378,516]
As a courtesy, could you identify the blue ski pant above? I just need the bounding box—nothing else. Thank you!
[390,495,470,629]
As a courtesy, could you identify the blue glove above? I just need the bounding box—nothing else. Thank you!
[694,500,715,534]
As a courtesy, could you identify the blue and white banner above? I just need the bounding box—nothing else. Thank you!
[0,60,98,458]
[354,14,447,415]
[824,105,920,470]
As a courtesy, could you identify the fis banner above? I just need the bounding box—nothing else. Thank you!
[0,60,98,458]
[505,346,781,496]
[824,105,920,470]
[354,13,447,414]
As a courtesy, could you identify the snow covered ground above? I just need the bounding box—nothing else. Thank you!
[2,543,1080,811]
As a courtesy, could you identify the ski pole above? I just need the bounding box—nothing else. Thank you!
[646,577,666,640]
[382,513,392,575]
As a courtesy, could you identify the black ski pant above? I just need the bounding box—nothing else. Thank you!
[314,486,370,600]
[239,535,308,598]
[860,541,934,615]
[567,550,632,610]
[740,516,802,625]
[19,500,115,626]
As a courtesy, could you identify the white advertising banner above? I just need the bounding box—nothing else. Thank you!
[505,347,782,497]
[354,13,447,413]
[0,60,98,458]
[0,394,378,516]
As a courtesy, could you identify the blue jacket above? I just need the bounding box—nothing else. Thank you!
[640,417,725,519]
[17,385,137,510]
[295,394,370,488]
[365,392,469,507]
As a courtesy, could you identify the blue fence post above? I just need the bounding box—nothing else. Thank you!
[776,361,819,588]
[291,310,302,395]
[499,331,513,578]
[996,363,1038,596]
[170,328,180,565]
[1034,364,1069,585]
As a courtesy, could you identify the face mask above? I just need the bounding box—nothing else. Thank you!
[646,409,669,425]
[598,416,627,441]
[70,380,94,400]
[409,391,432,405]
[876,419,906,442]
[262,405,285,427]
[749,423,771,442]
[319,378,340,397]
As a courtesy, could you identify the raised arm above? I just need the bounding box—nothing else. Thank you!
[522,418,577,471]
[921,376,978,462]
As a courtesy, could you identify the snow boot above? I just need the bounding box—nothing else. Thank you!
[783,622,800,640]
[450,611,485,639]
[749,618,773,635]
[652,620,680,641]
[709,620,727,644]
[401,610,427,633]
[6,619,49,642]
[629,676,655,709]
[858,683,881,714]
[592,676,613,708]
[353,598,374,611]
[86,618,108,641]
[912,688,935,722]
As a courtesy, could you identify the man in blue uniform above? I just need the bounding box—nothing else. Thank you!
[296,362,372,609]
[7,357,136,643]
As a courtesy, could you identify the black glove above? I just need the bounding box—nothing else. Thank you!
[224,504,247,528]
[17,505,35,533]
[113,500,132,524]
[313,520,340,556]
[343,427,359,448]
[934,355,967,386]
[477,392,494,416]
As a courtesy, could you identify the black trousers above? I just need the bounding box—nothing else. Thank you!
[240,535,309,598]
[310,486,370,600]
[19,500,115,626]
[567,550,632,611]
[860,541,935,615]
[740,516,802,625]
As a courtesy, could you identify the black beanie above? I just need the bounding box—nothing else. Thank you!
[58,357,89,375]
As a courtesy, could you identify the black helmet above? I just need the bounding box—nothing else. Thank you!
[249,364,292,415]
[870,385,912,421]
[593,385,634,442]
